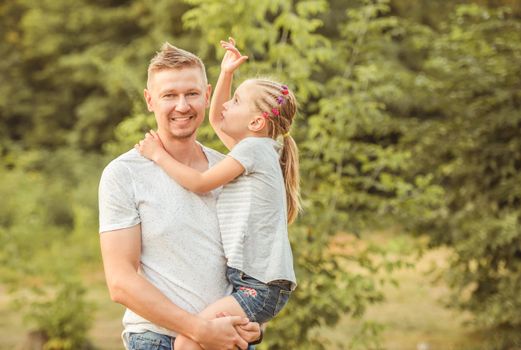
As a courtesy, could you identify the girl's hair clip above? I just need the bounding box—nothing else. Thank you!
[276,84,289,105]
[271,108,280,116]
[262,111,270,119]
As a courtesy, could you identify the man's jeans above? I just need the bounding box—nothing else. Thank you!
[128,332,173,350]
[127,331,256,350]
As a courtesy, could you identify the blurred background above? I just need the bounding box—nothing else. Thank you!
[1,0,520,349]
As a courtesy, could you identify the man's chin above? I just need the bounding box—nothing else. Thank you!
[168,129,197,140]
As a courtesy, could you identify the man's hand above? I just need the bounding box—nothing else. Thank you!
[135,129,166,163]
[237,322,261,344]
[216,312,262,344]
[195,316,250,350]
[220,37,248,75]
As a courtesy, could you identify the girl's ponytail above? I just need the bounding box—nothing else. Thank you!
[250,78,301,223]
[280,134,301,223]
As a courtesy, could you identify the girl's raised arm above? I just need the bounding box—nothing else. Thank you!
[209,38,248,151]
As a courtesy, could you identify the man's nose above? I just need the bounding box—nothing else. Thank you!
[175,95,190,112]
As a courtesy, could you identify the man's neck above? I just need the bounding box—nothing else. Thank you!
[160,133,204,167]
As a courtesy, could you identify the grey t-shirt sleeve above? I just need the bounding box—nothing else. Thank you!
[98,161,140,233]
[228,138,259,175]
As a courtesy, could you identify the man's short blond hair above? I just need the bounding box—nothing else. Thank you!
[147,42,208,87]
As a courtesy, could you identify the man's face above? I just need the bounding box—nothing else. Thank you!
[144,67,210,140]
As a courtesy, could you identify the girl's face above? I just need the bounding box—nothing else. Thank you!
[220,81,259,140]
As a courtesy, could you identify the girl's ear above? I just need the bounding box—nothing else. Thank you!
[248,116,267,132]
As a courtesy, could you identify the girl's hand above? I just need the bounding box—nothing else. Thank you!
[135,130,166,163]
[220,37,248,74]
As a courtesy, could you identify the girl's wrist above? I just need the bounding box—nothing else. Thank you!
[220,70,234,78]
[153,149,167,164]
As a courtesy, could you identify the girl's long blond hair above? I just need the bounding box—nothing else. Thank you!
[248,78,301,224]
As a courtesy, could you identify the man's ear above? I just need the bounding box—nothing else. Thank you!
[144,89,153,112]
[248,116,267,132]
[205,84,212,108]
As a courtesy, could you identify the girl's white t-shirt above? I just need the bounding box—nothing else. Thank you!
[218,137,297,289]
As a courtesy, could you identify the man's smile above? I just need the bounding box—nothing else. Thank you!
[170,115,195,122]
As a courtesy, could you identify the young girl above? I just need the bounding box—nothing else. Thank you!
[136,38,299,349]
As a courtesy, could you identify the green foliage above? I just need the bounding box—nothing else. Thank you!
[16,280,93,350]
[1,0,521,348]
[0,149,103,347]
[408,4,521,328]
[103,112,157,157]
[304,0,444,235]
[0,0,194,151]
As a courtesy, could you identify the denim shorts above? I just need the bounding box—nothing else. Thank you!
[227,266,292,323]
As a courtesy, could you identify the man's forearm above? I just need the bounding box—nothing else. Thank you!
[101,227,206,341]
[109,270,205,341]
[100,225,247,349]
[109,269,250,349]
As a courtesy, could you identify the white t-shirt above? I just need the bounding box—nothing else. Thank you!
[98,146,232,345]
[218,137,297,288]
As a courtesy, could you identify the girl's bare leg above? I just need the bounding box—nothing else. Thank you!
[174,296,247,350]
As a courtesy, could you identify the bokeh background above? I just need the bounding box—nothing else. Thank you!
[1,0,520,349]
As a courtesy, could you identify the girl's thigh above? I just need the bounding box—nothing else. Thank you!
[198,295,247,319]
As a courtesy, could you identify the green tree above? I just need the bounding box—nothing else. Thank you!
[3,0,520,348]
[0,148,104,348]
[0,0,196,151]
[403,4,521,328]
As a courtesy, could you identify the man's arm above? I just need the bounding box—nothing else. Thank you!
[100,224,249,349]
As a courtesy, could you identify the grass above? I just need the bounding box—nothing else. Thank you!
[0,285,25,348]
[322,231,521,350]
[0,269,124,350]
[85,270,126,350]
[323,246,479,349]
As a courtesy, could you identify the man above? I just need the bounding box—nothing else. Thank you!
[99,42,261,349]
